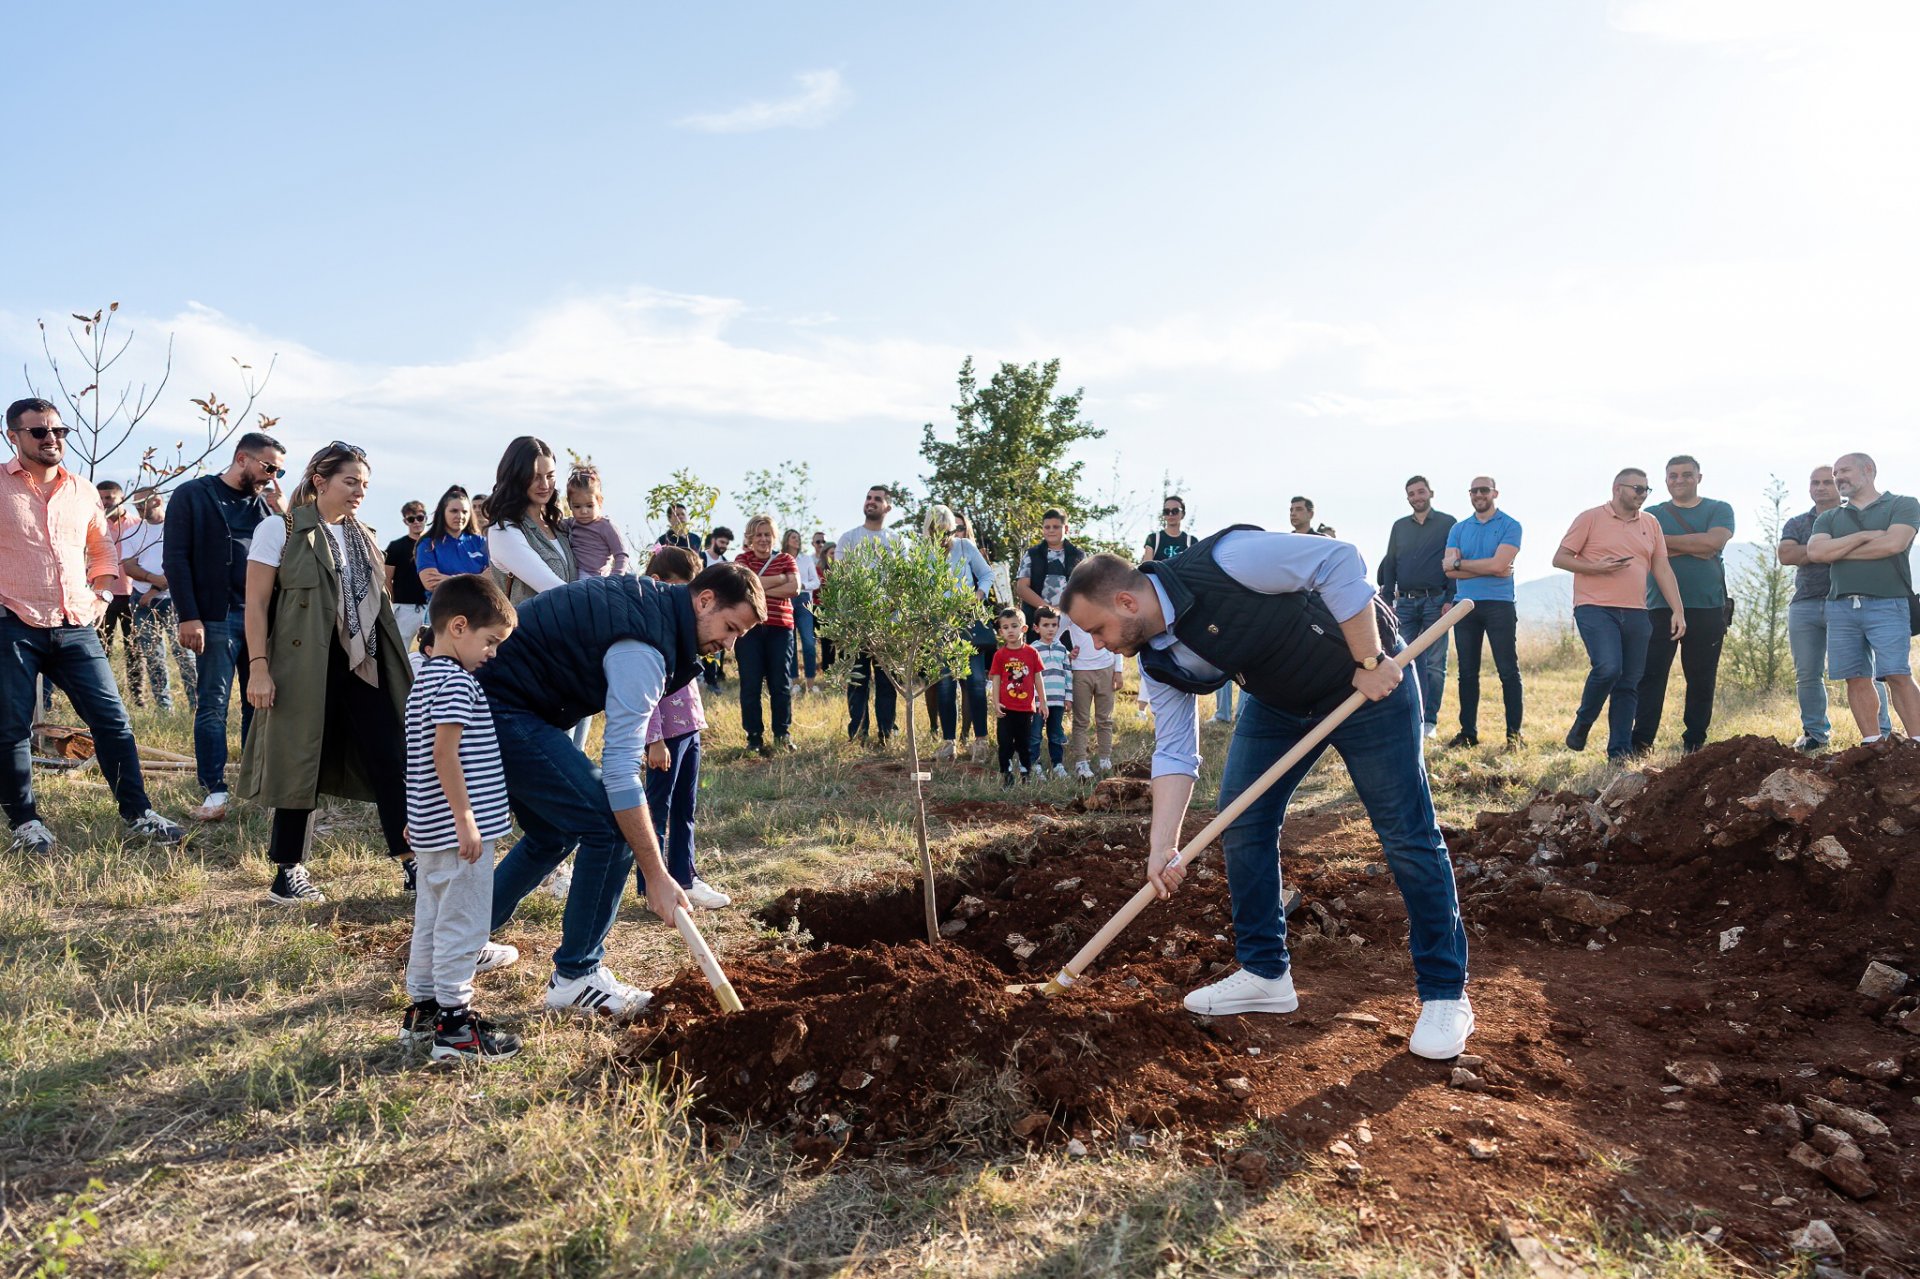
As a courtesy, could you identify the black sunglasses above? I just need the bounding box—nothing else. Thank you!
[330,440,368,459]
[1619,483,1651,495]
[1468,486,1493,495]
[1162,508,1184,516]
[245,453,287,479]
[17,425,72,440]
[405,513,427,523]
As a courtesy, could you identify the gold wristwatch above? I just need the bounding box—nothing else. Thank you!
[1356,651,1389,671]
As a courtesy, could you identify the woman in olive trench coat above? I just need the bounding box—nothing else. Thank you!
[238,442,413,906]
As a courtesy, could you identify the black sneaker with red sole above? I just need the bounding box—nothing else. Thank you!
[430,1008,522,1063]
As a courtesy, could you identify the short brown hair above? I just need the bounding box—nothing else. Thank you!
[1058,553,1147,612]
[428,573,516,635]
[690,561,768,622]
[646,545,701,582]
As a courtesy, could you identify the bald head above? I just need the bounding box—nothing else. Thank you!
[1832,453,1878,502]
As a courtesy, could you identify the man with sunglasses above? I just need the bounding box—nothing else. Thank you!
[384,500,431,641]
[1442,478,1524,747]
[163,429,287,821]
[2,398,185,854]
[1553,468,1686,762]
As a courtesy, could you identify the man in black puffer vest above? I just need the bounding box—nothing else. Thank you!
[1061,527,1474,1061]
[479,564,765,1018]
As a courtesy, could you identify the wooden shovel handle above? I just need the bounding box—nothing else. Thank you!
[1039,599,1475,995]
[673,906,744,1014]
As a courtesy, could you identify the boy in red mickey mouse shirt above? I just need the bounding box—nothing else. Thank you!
[989,607,1042,785]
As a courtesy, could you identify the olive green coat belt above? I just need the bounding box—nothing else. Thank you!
[237,507,412,810]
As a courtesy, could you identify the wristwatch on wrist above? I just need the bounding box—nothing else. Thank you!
[1356,651,1389,671]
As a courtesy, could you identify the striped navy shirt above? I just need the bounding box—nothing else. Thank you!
[405,656,512,852]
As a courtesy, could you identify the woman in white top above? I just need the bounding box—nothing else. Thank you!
[485,436,575,606]
[782,528,822,697]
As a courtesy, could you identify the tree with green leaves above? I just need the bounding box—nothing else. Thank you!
[816,535,978,944]
[918,357,1117,568]
[1724,477,1794,692]
[734,460,818,535]
[644,468,720,541]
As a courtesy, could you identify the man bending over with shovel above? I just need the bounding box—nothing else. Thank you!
[1060,527,1472,1059]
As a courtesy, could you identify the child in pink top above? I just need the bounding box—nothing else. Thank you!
[642,546,727,909]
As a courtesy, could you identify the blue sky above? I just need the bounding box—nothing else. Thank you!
[6,1,1916,580]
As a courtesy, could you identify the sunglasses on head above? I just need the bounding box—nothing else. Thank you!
[329,440,367,459]
[17,425,71,440]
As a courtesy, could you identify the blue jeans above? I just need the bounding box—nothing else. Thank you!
[1218,681,1467,1000]
[737,624,793,742]
[1,612,152,825]
[645,731,701,887]
[1789,598,1888,738]
[1212,680,1240,722]
[1028,702,1066,767]
[1572,605,1652,759]
[847,650,897,739]
[1394,595,1450,725]
[490,705,636,979]
[792,597,818,681]
[192,613,252,794]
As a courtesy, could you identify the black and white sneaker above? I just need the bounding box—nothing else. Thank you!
[9,819,56,855]
[544,966,650,1019]
[399,998,439,1046]
[402,858,418,893]
[430,1007,522,1062]
[268,864,326,905]
[125,810,185,845]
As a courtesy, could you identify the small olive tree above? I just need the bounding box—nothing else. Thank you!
[817,534,980,944]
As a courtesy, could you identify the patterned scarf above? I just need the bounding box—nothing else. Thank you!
[332,516,384,685]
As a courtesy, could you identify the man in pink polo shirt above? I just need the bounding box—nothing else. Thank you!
[1,397,185,855]
[1552,467,1686,762]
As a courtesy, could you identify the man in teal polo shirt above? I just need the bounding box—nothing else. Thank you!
[1806,452,1920,744]
[1442,476,1523,747]
[1631,455,1734,755]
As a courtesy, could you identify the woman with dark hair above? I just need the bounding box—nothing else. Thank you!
[485,436,574,606]
[237,442,412,905]
[922,504,995,763]
[415,485,490,592]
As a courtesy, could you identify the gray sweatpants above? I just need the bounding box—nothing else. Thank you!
[405,841,495,1010]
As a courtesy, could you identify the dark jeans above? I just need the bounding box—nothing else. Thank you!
[490,703,639,979]
[1453,599,1522,737]
[645,730,701,887]
[1393,594,1450,725]
[997,709,1035,773]
[935,675,959,741]
[99,594,143,704]
[1572,605,1652,759]
[192,613,253,794]
[961,649,990,739]
[1219,680,1467,1000]
[1028,702,1066,767]
[737,624,793,742]
[1,612,153,825]
[847,649,896,740]
[1632,606,1728,753]
[792,597,817,681]
[267,641,409,864]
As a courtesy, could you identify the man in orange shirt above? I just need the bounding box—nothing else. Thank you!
[1,398,185,854]
[1552,467,1686,762]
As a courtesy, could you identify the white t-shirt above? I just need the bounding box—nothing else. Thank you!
[122,522,168,598]
[248,515,348,568]
[1062,618,1120,671]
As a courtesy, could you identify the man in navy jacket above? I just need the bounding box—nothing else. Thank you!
[162,431,285,820]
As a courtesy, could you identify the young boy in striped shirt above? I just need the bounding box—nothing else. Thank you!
[1032,607,1073,779]
[400,573,522,1062]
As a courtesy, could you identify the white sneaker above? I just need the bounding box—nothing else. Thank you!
[1422,723,1438,740]
[191,791,229,822]
[542,865,573,900]
[969,740,990,765]
[686,878,732,909]
[1075,760,1094,780]
[1409,996,1474,1060]
[10,819,55,854]
[1050,764,1069,780]
[126,810,185,845]
[1183,968,1299,1016]
[933,741,955,763]
[475,941,519,974]
[545,966,650,1019]
[1096,758,1113,774]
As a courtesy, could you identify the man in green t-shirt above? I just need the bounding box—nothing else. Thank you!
[1807,452,1920,743]
[1630,455,1735,754]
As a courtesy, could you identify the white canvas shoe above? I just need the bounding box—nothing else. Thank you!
[686,878,733,909]
[1183,968,1299,1016]
[1408,997,1475,1060]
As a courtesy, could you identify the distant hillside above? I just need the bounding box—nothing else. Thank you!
[1512,543,1774,632]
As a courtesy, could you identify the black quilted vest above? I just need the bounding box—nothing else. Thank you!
[1138,525,1397,717]
[478,575,701,727]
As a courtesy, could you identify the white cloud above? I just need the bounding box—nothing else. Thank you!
[675,70,851,134]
